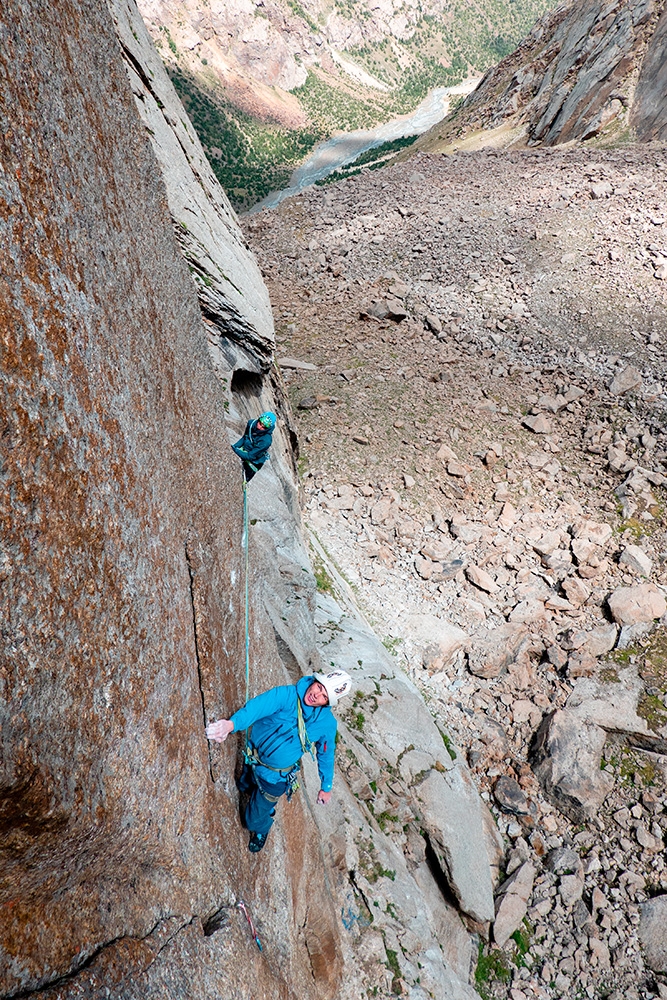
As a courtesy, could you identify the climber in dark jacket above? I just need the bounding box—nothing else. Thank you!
[231,411,276,482]
[206,670,352,853]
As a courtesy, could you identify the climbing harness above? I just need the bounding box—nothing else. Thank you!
[237,898,262,952]
[242,691,315,802]
[242,745,301,801]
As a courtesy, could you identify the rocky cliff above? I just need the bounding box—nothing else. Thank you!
[0,1,340,996]
[0,2,504,998]
[414,0,667,153]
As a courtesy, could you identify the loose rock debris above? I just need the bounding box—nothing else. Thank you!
[245,144,667,999]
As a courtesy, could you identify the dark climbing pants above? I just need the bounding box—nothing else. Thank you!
[242,461,258,482]
[239,763,288,837]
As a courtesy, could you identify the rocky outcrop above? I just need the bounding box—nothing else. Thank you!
[416,0,667,153]
[310,590,493,993]
[109,0,275,372]
[532,668,655,821]
[632,2,667,139]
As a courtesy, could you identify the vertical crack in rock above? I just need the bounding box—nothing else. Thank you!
[185,542,214,783]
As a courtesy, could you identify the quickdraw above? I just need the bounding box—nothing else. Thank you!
[237,898,262,951]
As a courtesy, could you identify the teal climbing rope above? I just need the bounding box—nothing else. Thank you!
[242,478,250,749]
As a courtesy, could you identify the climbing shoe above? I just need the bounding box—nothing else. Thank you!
[248,832,267,853]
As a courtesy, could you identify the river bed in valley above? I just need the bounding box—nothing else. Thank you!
[251,77,479,212]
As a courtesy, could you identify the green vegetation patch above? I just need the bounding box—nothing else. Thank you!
[641,626,667,695]
[376,810,399,832]
[603,743,660,787]
[440,730,458,761]
[315,134,419,186]
[475,922,535,998]
[358,839,397,884]
[475,943,512,998]
[383,939,402,994]
[293,70,392,133]
[311,553,335,595]
[351,710,366,731]
[637,692,667,732]
[168,66,322,212]
[382,635,401,656]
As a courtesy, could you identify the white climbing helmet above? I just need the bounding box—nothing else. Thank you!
[314,669,352,708]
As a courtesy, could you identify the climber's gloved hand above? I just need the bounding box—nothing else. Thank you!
[206,719,234,743]
[317,790,332,806]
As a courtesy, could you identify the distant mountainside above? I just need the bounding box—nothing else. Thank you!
[412,0,667,153]
[137,0,556,208]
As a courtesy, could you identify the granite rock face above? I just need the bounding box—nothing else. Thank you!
[0,2,340,997]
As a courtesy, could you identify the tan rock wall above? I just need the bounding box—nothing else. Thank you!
[0,1,340,996]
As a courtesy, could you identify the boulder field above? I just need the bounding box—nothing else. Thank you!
[245,133,667,997]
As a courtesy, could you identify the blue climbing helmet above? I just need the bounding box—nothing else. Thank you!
[258,411,276,431]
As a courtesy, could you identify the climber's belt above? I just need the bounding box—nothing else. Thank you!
[244,744,301,802]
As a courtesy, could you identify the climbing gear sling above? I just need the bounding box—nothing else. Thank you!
[296,697,316,761]
[237,898,262,951]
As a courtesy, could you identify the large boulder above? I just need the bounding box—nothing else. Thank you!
[566,668,650,734]
[493,863,535,948]
[609,365,643,396]
[531,711,614,822]
[607,584,666,625]
[416,767,496,925]
[402,612,469,670]
[532,668,651,821]
[467,623,535,679]
[639,895,667,972]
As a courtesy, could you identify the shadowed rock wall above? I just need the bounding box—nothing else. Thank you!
[0,2,341,996]
[108,0,275,374]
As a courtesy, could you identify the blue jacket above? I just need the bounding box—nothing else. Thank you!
[230,677,337,791]
[231,419,273,467]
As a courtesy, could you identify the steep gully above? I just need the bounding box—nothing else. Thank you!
[246,130,667,996]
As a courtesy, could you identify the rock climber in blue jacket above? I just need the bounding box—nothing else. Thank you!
[231,411,276,482]
[206,670,352,853]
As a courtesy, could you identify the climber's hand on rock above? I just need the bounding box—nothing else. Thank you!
[317,790,332,806]
[206,719,234,743]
